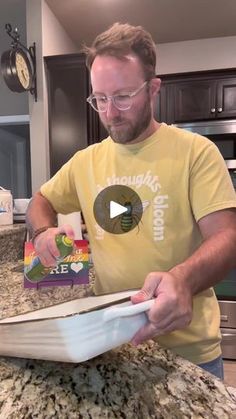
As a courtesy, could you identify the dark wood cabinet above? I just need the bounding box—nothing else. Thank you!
[45,54,106,176]
[217,78,236,119]
[174,79,217,122]
[157,71,236,124]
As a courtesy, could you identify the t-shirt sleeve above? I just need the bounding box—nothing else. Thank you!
[189,135,236,221]
[40,154,81,214]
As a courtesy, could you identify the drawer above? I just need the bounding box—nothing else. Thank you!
[219,300,236,328]
[221,327,236,360]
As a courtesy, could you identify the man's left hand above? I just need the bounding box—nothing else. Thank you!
[130,271,193,345]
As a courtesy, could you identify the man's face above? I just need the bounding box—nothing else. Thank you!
[90,54,153,144]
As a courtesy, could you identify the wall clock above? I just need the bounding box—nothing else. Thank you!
[1,47,34,93]
[0,23,37,101]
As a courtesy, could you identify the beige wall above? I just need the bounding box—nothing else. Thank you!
[42,1,78,56]
[157,36,236,75]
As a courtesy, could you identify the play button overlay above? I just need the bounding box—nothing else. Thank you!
[93,185,143,234]
[110,201,127,219]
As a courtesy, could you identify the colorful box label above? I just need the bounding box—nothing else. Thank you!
[24,240,89,288]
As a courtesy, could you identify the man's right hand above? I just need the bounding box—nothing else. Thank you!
[33,225,75,267]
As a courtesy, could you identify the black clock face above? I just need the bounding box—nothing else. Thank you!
[1,48,33,93]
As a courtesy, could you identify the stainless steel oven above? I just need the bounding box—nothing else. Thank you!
[215,271,236,360]
[226,160,236,189]
[174,119,236,160]
[175,120,236,359]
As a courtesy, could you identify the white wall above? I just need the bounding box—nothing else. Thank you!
[157,36,236,75]
[26,0,49,193]
[26,0,79,193]
[42,1,78,56]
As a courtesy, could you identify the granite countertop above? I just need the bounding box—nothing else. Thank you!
[0,226,236,417]
[0,224,26,234]
[0,224,94,320]
[0,260,236,418]
[0,342,236,418]
[0,224,27,263]
[0,260,94,320]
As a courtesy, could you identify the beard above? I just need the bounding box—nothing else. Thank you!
[101,96,152,144]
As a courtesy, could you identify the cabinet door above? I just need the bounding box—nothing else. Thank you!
[217,78,236,119]
[173,80,217,122]
[46,54,104,176]
[154,84,167,122]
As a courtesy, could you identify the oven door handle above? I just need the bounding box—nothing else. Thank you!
[222,333,235,337]
[221,332,236,343]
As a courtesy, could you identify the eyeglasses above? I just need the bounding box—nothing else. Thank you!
[87,81,148,112]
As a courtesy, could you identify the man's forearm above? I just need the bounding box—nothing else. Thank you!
[170,228,236,296]
[26,192,57,235]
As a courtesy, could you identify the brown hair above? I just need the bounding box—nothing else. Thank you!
[83,22,156,80]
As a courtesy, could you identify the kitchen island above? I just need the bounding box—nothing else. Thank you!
[0,225,236,418]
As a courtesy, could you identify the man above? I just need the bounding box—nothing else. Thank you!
[26,23,236,379]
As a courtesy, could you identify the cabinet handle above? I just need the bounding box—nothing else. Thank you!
[218,107,223,113]
[210,108,216,113]
[221,314,228,322]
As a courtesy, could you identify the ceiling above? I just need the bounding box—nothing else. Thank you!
[46,0,236,47]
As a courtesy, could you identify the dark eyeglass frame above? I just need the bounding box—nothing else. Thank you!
[86,81,148,112]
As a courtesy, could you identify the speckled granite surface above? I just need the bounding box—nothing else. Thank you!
[0,224,26,263]
[0,225,236,418]
[0,342,236,418]
[0,260,93,320]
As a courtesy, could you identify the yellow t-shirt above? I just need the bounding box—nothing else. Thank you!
[41,124,236,364]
